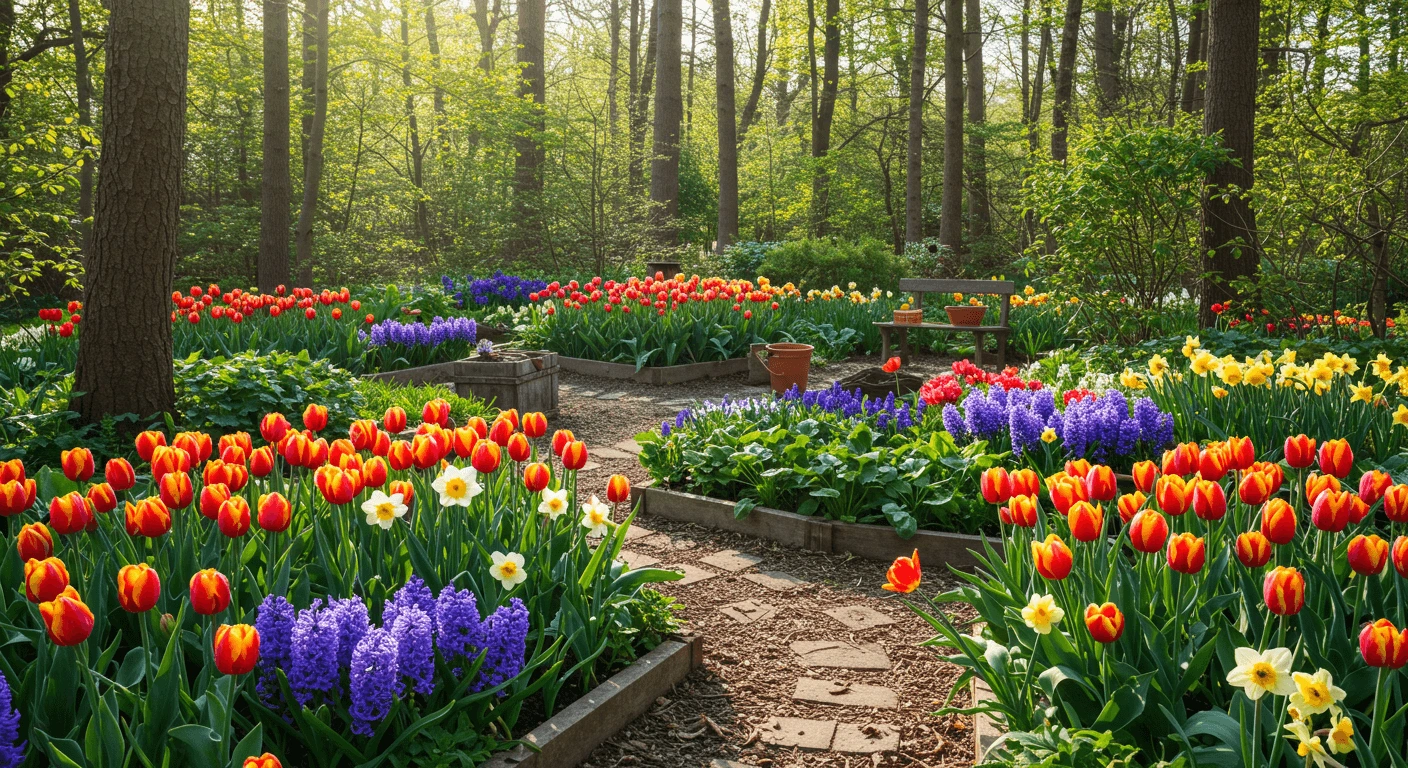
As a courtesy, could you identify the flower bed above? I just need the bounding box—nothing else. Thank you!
[442,272,548,310]
[0,403,679,766]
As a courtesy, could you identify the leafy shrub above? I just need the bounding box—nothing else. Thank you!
[716,241,782,278]
[356,378,496,425]
[759,238,909,291]
[0,371,141,469]
[174,349,364,434]
[901,238,956,279]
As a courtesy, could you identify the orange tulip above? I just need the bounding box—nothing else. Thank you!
[134,430,167,462]
[1305,472,1341,504]
[1238,470,1274,506]
[315,465,360,505]
[1010,467,1040,497]
[248,445,276,478]
[49,491,92,535]
[86,482,117,514]
[389,480,414,507]
[1047,473,1088,515]
[387,439,413,471]
[1154,474,1191,515]
[561,440,588,471]
[1084,465,1117,502]
[1130,460,1158,493]
[361,456,388,489]
[1084,603,1125,643]
[199,483,231,521]
[980,467,1012,504]
[1394,536,1408,578]
[421,398,451,428]
[150,444,192,482]
[349,419,379,451]
[1166,533,1206,574]
[260,413,291,444]
[125,497,172,538]
[203,459,248,492]
[471,440,503,474]
[606,474,632,504]
[1263,565,1305,615]
[214,624,260,675]
[1065,458,1092,478]
[1283,434,1316,469]
[1311,489,1354,533]
[1162,442,1199,476]
[190,568,231,615]
[451,427,479,458]
[243,754,283,768]
[116,563,161,613]
[507,433,532,463]
[257,492,292,533]
[1360,619,1408,669]
[302,403,329,432]
[882,549,921,593]
[1236,531,1273,568]
[1348,534,1389,575]
[1360,470,1393,507]
[487,417,514,449]
[1225,436,1255,471]
[108,457,140,490]
[0,478,36,516]
[522,411,548,439]
[219,431,254,460]
[158,472,193,509]
[1031,534,1073,580]
[524,462,551,493]
[1251,461,1284,493]
[1386,485,1408,524]
[410,434,442,470]
[218,496,252,538]
[24,556,70,603]
[174,431,213,464]
[0,458,23,483]
[383,406,408,434]
[1349,494,1370,524]
[58,447,93,482]
[39,586,94,646]
[16,522,53,561]
[1116,491,1146,524]
[551,429,575,457]
[1127,509,1168,554]
[328,438,357,469]
[464,416,489,439]
[1260,498,1297,545]
[502,409,522,431]
[1197,446,1229,482]
[1191,478,1227,521]
[370,429,392,457]
[1317,438,1353,479]
[1066,501,1104,542]
[1006,494,1039,527]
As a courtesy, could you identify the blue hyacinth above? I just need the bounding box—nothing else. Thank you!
[289,599,342,707]
[0,670,24,768]
[255,594,298,705]
[349,629,399,736]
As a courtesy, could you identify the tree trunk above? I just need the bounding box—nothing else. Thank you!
[736,0,771,144]
[401,1,432,257]
[1165,0,1181,120]
[1028,21,1049,155]
[300,0,316,160]
[810,0,840,235]
[259,0,292,292]
[609,0,622,135]
[630,1,658,194]
[650,0,684,242]
[424,0,446,125]
[1051,0,1082,162]
[939,0,963,249]
[74,0,187,424]
[509,0,546,258]
[1183,5,1207,111]
[1093,0,1116,115]
[685,0,696,141]
[68,0,94,262]
[472,0,497,73]
[1199,0,1259,325]
[904,0,928,244]
[965,0,988,239]
[715,0,739,252]
[295,0,328,285]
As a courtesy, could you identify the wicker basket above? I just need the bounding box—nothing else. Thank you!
[945,305,987,326]
[893,308,924,325]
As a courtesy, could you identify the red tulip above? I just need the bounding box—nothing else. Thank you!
[488,417,515,448]
[189,568,232,615]
[214,624,260,675]
[60,447,94,482]
[249,445,276,477]
[421,399,451,428]
[1127,509,1168,554]
[387,440,413,471]
[0,478,36,517]
[522,412,548,438]
[1317,438,1353,479]
[125,497,173,538]
[1116,491,1146,524]
[1155,474,1191,516]
[116,563,161,612]
[1166,533,1206,574]
[1225,436,1255,471]
[39,587,94,646]
[1084,603,1125,643]
[86,482,117,514]
[1260,498,1297,545]
[452,427,479,458]
[1236,531,1273,568]
[370,429,392,457]
[881,356,902,374]
[1251,461,1284,493]
[507,433,532,463]
[1348,534,1389,575]
[1305,472,1340,506]
[383,406,408,434]
[158,472,193,510]
[16,522,53,561]
[1130,460,1158,493]
[135,430,167,462]
[1010,468,1040,497]
[606,474,632,504]
[1360,470,1393,507]
[1394,536,1408,578]
[49,492,92,535]
[1192,478,1227,521]
[1238,470,1274,506]
[218,496,252,538]
[1047,473,1088,515]
[471,440,502,474]
[1284,434,1316,469]
[1198,445,1229,482]
[389,480,414,507]
[1311,489,1354,532]
[464,416,489,439]
[0,458,24,484]
[882,549,921,593]
[174,431,213,463]
[1360,619,1408,668]
[1084,465,1117,502]
[980,467,1012,505]
[1065,459,1092,478]
[524,462,551,493]
[244,753,283,768]
[561,440,588,471]
[1066,501,1104,542]
[410,434,442,470]
[551,429,575,457]
[149,445,191,482]
[24,556,70,603]
[257,492,292,532]
[361,456,388,488]
[1006,494,1039,527]
[314,465,360,505]
[302,403,329,433]
[1031,534,1073,580]
[1263,566,1305,615]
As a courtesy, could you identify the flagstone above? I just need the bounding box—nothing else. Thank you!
[830,723,900,754]
[589,447,634,460]
[670,563,719,585]
[790,641,891,670]
[617,550,661,569]
[758,717,836,750]
[720,599,776,624]
[823,605,897,631]
[613,440,644,455]
[699,549,765,573]
[792,678,898,709]
[742,571,808,591]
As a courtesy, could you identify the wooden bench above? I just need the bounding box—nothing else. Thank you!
[874,278,1015,368]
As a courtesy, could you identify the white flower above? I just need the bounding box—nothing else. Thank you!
[580,495,612,537]
[1290,669,1345,716]
[1020,594,1064,635]
[361,491,407,529]
[1283,721,1330,767]
[489,551,527,589]
[539,488,569,519]
[432,464,481,507]
[1226,646,1296,701]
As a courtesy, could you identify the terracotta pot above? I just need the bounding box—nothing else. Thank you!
[752,343,814,395]
[945,305,987,326]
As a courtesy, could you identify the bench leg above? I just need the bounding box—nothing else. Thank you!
[996,334,1007,369]
[880,327,891,361]
[973,332,986,368]
[899,330,911,365]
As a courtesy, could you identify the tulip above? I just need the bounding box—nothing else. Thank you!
[174,431,213,464]
[370,429,392,457]
[0,458,23,484]
[57,447,93,482]
[421,399,451,428]
[524,462,552,493]
[1238,470,1274,506]
[1127,509,1168,554]
[1163,442,1199,476]
[388,479,414,507]
[349,419,379,451]
[1284,434,1316,469]
[1066,501,1104,542]
[1263,566,1306,615]
[190,569,232,615]
[1349,494,1370,525]
[1226,436,1256,470]
[1383,482,1408,520]
[361,456,388,489]
[1251,461,1285,493]
[251,491,292,534]
[1394,536,1408,578]
[150,445,191,482]
[302,403,329,432]
[1348,534,1389,576]
[1358,470,1392,508]
[125,498,173,538]
[1317,438,1353,479]
[315,465,360,505]
[1031,534,1073,580]
[471,440,503,474]
[562,440,589,471]
[452,427,479,458]
[219,432,254,459]
[1010,468,1040,497]
[1236,531,1273,568]
[1130,461,1158,493]
[49,492,92,535]
[383,406,408,434]
[1007,494,1039,527]
[214,624,260,675]
[218,497,252,538]
[116,563,161,613]
[24,557,70,603]
[1198,446,1229,482]
[507,433,532,463]
[0,478,36,516]
[16,522,53,561]
[1305,472,1341,506]
[244,754,283,768]
[410,434,441,470]
[158,472,193,510]
[260,413,291,444]
[1116,491,1146,524]
[328,438,357,469]
[1260,498,1297,545]
[606,474,632,504]
[39,587,94,646]
[1192,478,1227,521]
[980,467,1012,504]
[522,412,548,438]
[1155,474,1191,515]
[500,408,522,431]
[1166,533,1206,574]
[882,356,902,373]
[135,430,167,462]
[1084,603,1125,643]
[488,417,515,448]
[1360,619,1408,668]
[882,549,921,593]
[1084,465,1118,502]
[1064,459,1091,478]
[84,482,117,515]
[551,429,575,457]
[464,416,489,439]
[1047,474,1088,515]
[1311,489,1354,533]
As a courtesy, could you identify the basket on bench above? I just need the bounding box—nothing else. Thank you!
[875,279,1014,368]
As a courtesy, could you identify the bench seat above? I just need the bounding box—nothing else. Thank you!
[873,322,1011,334]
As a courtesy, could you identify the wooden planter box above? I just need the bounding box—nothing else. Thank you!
[557,355,749,386]
[632,486,1002,569]
[365,351,560,416]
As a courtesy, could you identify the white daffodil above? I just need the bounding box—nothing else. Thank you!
[1283,721,1331,767]
[1290,669,1346,716]
[1226,646,1296,700]
[361,490,407,529]
[432,464,481,507]
[489,551,527,589]
[580,495,612,537]
[539,488,570,520]
[1020,594,1064,635]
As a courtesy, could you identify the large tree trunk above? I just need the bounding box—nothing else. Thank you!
[1050,0,1082,162]
[714,0,739,252]
[68,0,93,262]
[939,0,963,250]
[965,0,988,239]
[1093,0,1116,115]
[1199,0,1259,325]
[629,1,658,194]
[294,0,328,285]
[736,0,771,144]
[650,0,684,242]
[259,0,292,292]
[904,0,928,244]
[509,0,546,258]
[810,0,840,235]
[74,0,187,424]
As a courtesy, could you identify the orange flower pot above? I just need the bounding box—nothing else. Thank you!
[752,343,814,395]
[945,305,987,326]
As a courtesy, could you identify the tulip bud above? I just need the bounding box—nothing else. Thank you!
[522,412,548,439]
[1317,438,1353,479]
[980,467,1012,505]
[606,474,632,505]
[1394,536,1408,578]
[1260,498,1297,545]
[302,403,329,433]
[387,440,413,471]
[1084,465,1117,502]
[1284,434,1316,469]
[1311,489,1353,533]
[1360,618,1408,669]
[1007,494,1039,527]
[218,496,252,538]
[1197,446,1229,482]
[257,492,292,533]
[1166,533,1206,574]
[1155,474,1191,516]
[135,430,167,462]
[260,413,291,444]
[49,492,92,535]
[1127,509,1168,554]
[524,462,551,493]
[551,429,575,457]
[158,472,194,510]
[1084,603,1125,643]
[0,459,24,484]
[561,440,588,471]
[189,568,232,615]
[1235,531,1273,568]
[1010,468,1040,497]
[1130,461,1158,493]
[452,427,479,458]
[214,624,261,675]
[24,557,70,603]
[1116,491,1146,524]
[1064,458,1091,478]
[421,399,451,428]
[1226,436,1256,471]
[1031,534,1073,580]
[1066,501,1104,542]
[1192,478,1227,521]
[1360,470,1393,507]
[507,433,532,463]
[125,497,173,538]
[39,587,94,646]
[1238,470,1274,506]
[60,447,95,482]
[1263,566,1305,615]
[16,522,53,561]
[361,456,388,489]
[116,563,161,613]
[488,417,514,448]
[1348,534,1389,576]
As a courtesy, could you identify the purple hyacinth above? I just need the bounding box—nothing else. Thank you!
[942,403,968,439]
[349,629,399,737]
[444,272,549,308]
[0,670,24,768]
[330,597,371,671]
[364,316,476,349]
[391,606,436,696]
[383,575,436,631]
[475,598,530,693]
[255,595,298,705]
[435,586,485,676]
[288,599,342,707]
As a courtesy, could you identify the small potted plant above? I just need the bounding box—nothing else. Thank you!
[893,302,923,325]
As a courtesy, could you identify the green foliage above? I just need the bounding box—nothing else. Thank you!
[713,241,783,279]
[980,726,1146,768]
[902,238,957,279]
[173,349,364,434]
[355,379,495,425]
[759,238,910,291]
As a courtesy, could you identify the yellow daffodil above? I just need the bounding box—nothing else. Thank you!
[1226,646,1296,700]
[1041,428,1058,443]
[1341,355,1360,375]
[1372,353,1394,380]
[1212,386,1229,399]
[1276,349,1297,365]
[1290,669,1345,716]
[1351,383,1375,404]
[1327,714,1355,755]
[489,550,528,588]
[1190,351,1222,376]
[1218,361,1245,386]
[1120,369,1147,390]
[1181,335,1202,359]
[1148,354,1170,379]
[1021,594,1064,634]
[1394,405,1408,429]
[1283,721,1330,767]
[1308,362,1335,387]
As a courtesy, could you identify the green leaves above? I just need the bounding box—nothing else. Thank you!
[174,350,365,436]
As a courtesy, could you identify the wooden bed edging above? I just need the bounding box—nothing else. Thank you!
[634,486,1003,569]
[481,634,704,768]
[557,355,749,385]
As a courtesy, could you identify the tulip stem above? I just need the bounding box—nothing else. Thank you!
[1370,666,1388,756]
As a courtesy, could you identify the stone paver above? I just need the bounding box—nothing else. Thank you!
[792,678,898,709]
[597,392,627,401]
[710,760,750,768]
[758,717,836,750]
[617,550,661,569]
[790,641,891,670]
[831,723,900,754]
[823,605,897,630]
[634,533,672,548]
[613,440,644,455]
[623,525,653,541]
[590,447,635,460]
[670,564,719,585]
[575,390,600,398]
[720,599,776,624]
[742,571,809,591]
[699,549,765,573]
[579,460,601,471]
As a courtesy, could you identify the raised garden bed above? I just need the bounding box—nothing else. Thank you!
[482,635,703,768]
[365,350,560,415]
[632,486,1002,569]
[557,355,749,385]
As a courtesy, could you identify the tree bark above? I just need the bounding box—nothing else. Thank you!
[74,0,186,423]
[650,0,684,242]
[424,0,446,125]
[1165,0,1181,120]
[1051,0,1082,162]
[939,0,963,249]
[294,0,328,285]
[401,1,432,257]
[714,0,739,252]
[736,0,771,144]
[810,0,840,235]
[1183,4,1207,111]
[685,0,696,141]
[471,0,500,73]
[300,0,316,160]
[259,0,292,292]
[1093,0,1116,115]
[1199,0,1259,325]
[630,1,658,193]
[509,0,546,258]
[68,0,94,262]
[609,0,622,135]
[904,0,928,244]
[1028,21,1049,155]
[965,0,988,239]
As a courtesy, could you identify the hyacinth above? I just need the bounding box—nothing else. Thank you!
[349,629,399,736]
[947,386,1173,463]
[434,586,485,675]
[330,597,371,671]
[361,316,476,349]
[289,599,342,707]
[443,272,548,308]
[383,575,436,631]
[667,382,930,438]
[254,595,298,704]
[475,598,530,693]
[391,606,436,696]
[0,670,24,768]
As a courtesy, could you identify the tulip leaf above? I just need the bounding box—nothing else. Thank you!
[116,647,146,688]
[142,604,186,760]
[169,724,223,766]
[1176,631,1220,699]
[227,723,264,768]
[1092,673,1151,732]
[34,728,88,768]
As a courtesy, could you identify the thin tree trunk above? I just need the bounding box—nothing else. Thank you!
[1311,0,1330,90]
[685,0,696,141]
[472,0,497,73]
[295,0,328,285]
[715,0,739,252]
[811,0,840,235]
[300,0,316,160]
[904,0,928,244]
[1165,0,1181,120]
[609,0,622,135]
[1093,0,1116,115]
[939,0,963,249]
[425,0,447,126]
[75,0,187,423]
[401,1,432,257]
[1051,0,1082,162]
[68,0,93,262]
[736,0,771,144]
[630,1,659,193]
[651,0,684,242]
[965,0,988,239]
[259,0,292,292]
[1199,0,1259,325]
[509,0,546,258]
[1029,21,1049,154]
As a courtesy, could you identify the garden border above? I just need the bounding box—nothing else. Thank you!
[556,355,749,385]
[632,486,1003,569]
[481,634,704,768]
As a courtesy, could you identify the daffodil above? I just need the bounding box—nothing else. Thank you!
[432,464,482,507]
[1024,285,1035,296]
[1181,336,1202,359]
[1350,383,1375,404]
[1120,369,1147,390]
[1020,594,1064,634]
[1394,404,1408,429]
[581,495,612,536]
[489,551,527,588]
[1372,353,1394,380]
[1147,354,1169,379]
[1226,646,1296,700]
[1276,349,1297,365]
[1041,428,1058,443]
[361,490,408,529]
[1327,713,1355,755]
[1283,721,1330,767]
[1190,351,1221,376]
[1218,360,1244,386]
[1290,669,1345,715]
[538,488,569,519]
[1212,386,1229,399]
